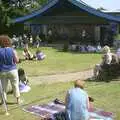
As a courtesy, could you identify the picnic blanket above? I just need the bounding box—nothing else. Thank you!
[23,100,114,120]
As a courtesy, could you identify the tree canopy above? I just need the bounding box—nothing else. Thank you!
[0,0,47,34]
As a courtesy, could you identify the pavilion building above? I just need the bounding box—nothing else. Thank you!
[12,0,120,46]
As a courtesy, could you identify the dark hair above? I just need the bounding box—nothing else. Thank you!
[0,35,12,47]
[36,49,41,54]
[23,48,28,52]
[18,68,25,76]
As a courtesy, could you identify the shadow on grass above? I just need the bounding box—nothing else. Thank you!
[0,101,16,106]
[9,90,66,111]
[86,76,120,83]
[0,111,6,115]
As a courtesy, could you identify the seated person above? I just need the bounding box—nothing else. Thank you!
[93,45,112,79]
[86,45,96,52]
[35,49,46,60]
[111,53,119,64]
[96,43,102,52]
[23,48,34,60]
[79,45,86,52]
[18,68,31,93]
[116,48,120,62]
[71,44,77,51]
[65,79,91,120]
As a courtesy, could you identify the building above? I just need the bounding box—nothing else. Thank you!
[12,0,120,46]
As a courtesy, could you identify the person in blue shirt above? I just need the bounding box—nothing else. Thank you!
[65,79,90,120]
[0,35,22,104]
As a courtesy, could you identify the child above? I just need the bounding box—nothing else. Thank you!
[18,68,31,93]
[35,49,46,60]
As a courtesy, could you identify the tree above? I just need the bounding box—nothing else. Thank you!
[0,0,48,34]
[0,2,11,33]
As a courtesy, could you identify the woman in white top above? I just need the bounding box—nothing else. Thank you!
[93,45,112,79]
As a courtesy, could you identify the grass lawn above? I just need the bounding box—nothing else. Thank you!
[0,47,120,120]
[0,81,120,120]
[17,47,101,76]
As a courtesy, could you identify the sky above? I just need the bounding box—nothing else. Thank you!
[82,0,120,11]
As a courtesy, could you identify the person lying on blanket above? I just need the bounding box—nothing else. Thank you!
[65,79,93,120]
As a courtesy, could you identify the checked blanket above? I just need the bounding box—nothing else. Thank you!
[23,101,114,120]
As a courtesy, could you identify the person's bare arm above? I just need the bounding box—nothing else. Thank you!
[13,49,19,63]
[65,91,69,108]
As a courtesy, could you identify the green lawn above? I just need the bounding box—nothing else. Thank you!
[0,81,120,120]
[0,47,120,120]
[17,47,101,76]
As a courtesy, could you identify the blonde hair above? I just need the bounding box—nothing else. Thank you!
[74,79,85,89]
[102,45,111,53]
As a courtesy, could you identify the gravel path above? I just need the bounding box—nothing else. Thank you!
[29,69,93,85]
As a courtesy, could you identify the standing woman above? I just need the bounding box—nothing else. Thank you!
[0,35,21,104]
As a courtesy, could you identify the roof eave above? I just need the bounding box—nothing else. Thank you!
[11,0,120,24]
[11,0,59,23]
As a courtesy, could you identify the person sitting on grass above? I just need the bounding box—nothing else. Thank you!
[65,79,92,120]
[23,47,34,60]
[116,47,120,62]
[93,45,112,79]
[18,68,31,93]
[35,49,46,60]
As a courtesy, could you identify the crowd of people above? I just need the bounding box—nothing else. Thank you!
[11,34,42,49]
[70,43,102,52]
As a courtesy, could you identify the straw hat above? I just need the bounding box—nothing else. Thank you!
[102,45,111,53]
[74,79,85,89]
